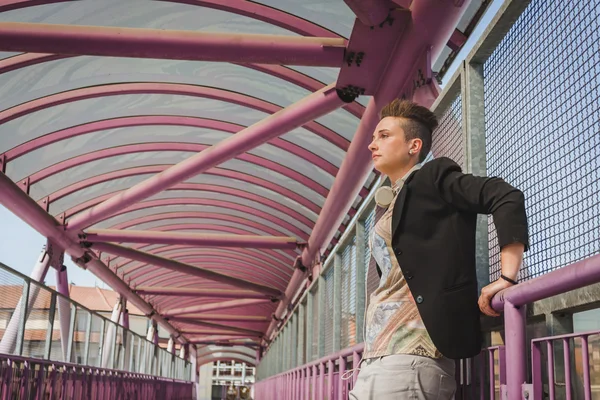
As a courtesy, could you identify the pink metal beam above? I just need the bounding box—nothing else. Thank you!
[134,287,268,299]
[0,22,346,66]
[26,143,330,203]
[65,84,347,232]
[163,298,273,316]
[267,0,472,340]
[344,0,391,26]
[45,165,322,216]
[4,115,339,178]
[0,0,343,38]
[93,242,282,298]
[85,229,299,249]
[0,54,363,120]
[0,82,350,151]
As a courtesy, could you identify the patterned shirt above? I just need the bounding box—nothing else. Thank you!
[364,165,442,359]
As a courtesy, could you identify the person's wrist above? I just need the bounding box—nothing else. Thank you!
[498,274,518,286]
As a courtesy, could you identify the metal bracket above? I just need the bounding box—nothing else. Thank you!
[336,85,365,103]
[0,154,6,174]
[19,177,30,194]
[40,196,51,212]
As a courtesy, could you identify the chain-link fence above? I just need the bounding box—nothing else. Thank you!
[484,0,599,281]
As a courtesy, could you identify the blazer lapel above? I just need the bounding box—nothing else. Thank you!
[391,169,419,239]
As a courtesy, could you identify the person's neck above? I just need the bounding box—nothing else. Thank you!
[388,161,419,185]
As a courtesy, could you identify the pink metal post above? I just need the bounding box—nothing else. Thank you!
[66,84,346,232]
[55,265,71,362]
[0,248,50,354]
[503,301,526,400]
[0,22,345,66]
[93,242,282,298]
[85,229,299,249]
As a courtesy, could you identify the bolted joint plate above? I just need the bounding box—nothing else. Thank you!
[337,8,411,95]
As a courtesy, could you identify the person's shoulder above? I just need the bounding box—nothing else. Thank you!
[419,157,462,177]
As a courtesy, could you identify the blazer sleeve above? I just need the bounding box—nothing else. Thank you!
[429,157,530,251]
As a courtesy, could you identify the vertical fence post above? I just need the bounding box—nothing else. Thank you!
[66,304,77,363]
[318,274,326,359]
[333,253,342,353]
[306,289,314,363]
[298,302,306,366]
[355,219,366,344]
[504,301,526,399]
[83,312,92,366]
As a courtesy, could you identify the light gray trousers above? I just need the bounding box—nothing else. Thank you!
[348,354,456,400]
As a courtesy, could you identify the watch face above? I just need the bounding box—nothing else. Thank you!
[375,186,395,208]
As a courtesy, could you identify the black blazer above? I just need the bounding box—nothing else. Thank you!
[378,157,529,359]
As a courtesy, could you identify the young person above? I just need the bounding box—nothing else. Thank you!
[349,100,529,399]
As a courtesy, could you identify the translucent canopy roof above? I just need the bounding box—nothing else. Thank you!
[0,0,487,365]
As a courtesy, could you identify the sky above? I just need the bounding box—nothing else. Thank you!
[0,0,503,288]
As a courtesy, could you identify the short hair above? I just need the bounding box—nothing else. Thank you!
[380,99,438,163]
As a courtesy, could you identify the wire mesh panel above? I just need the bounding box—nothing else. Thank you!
[341,239,357,349]
[431,95,465,168]
[323,266,335,357]
[310,286,319,362]
[483,0,600,281]
[22,283,53,359]
[363,206,380,301]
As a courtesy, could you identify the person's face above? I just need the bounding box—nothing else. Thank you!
[368,117,420,176]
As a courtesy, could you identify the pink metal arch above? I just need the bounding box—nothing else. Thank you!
[120,243,292,280]
[0,0,343,39]
[0,82,350,150]
[27,142,330,200]
[62,182,315,231]
[125,250,291,285]
[110,212,298,239]
[4,115,339,177]
[134,265,287,293]
[0,54,364,119]
[78,197,311,240]
[130,259,288,288]
[114,237,294,270]
[116,238,294,274]
[42,165,324,216]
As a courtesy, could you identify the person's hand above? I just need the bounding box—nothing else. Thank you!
[478,278,514,317]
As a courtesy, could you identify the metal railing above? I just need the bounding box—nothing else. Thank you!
[0,353,193,400]
[0,261,191,381]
